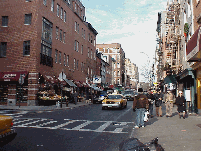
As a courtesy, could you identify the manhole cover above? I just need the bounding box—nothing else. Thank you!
[196,124,201,128]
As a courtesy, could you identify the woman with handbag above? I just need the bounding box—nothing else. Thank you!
[176,91,186,119]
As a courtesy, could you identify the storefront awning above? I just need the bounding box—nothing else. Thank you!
[164,75,177,84]
[177,68,195,81]
[186,26,201,62]
[63,79,77,87]
[73,80,83,87]
[0,71,28,82]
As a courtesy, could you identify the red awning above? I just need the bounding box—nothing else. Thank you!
[0,71,28,82]
[186,26,201,62]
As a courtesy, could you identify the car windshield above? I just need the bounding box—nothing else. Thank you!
[124,91,134,95]
[107,95,122,99]
[100,91,107,96]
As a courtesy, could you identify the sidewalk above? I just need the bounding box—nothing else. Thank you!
[132,104,201,151]
[0,101,93,111]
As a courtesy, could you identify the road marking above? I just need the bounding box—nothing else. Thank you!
[95,121,113,132]
[16,119,47,127]
[51,120,76,129]
[35,121,58,127]
[71,121,93,130]
[14,119,34,124]
[113,128,124,133]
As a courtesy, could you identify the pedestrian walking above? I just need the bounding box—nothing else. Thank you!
[147,89,155,118]
[176,91,186,119]
[154,90,163,117]
[165,90,174,117]
[133,88,149,128]
[73,90,78,105]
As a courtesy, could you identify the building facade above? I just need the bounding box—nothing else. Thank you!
[96,43,126,87]
[0,0,98,106]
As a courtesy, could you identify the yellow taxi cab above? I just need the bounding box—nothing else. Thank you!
[0,115,17,146]
[102,93,127,110]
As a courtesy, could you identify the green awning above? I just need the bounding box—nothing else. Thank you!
[164,75,177,84]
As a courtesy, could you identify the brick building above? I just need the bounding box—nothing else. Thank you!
[0,0,98,106]
[96,43,125,87]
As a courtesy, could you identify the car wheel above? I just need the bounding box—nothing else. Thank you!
[125,102,127,108]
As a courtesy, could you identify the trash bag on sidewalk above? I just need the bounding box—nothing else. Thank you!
[119,137,164,151]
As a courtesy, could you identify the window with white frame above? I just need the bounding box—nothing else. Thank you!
[55,49,58,63]
[59,51,61,64]
[91,50,92,59]
[66,55,69,66]
[81,45,83,54]
[60,29,62,41]
[64,11,66,22]
[64,53,66,66]
[74,40,77,51]
[63,32,66,43]
[94,39,96,46]
[77,24,79,33]
[51,0,54,12]
[57,4,60,17]
[88,67,89,75]
[77,41,79,52]
[75,22,77,31]
[88,48,90,57]
[84,30,85,39]
[81,28,83,37]
[60,7,63,19]
[74,58,76,69]
[56,26,59,39]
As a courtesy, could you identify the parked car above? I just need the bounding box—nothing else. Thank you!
[102,94,127,110]
[122,90,135,101]
[0,115,17,146]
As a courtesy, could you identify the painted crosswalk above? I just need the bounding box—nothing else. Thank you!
[13,118,134,134]
[0,110,29,118]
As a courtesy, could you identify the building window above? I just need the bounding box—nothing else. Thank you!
[55,50,58,63]
[81,62,83,72]
[59,51,61,64]
[88,48,90,58]
[74,58,76,69]
[81,45,83,54]
[74,40,77,51]
[60,7,63,19]
[81,28,83,37]
[0,42,7,57]
[77,24,79,33]
[64,11,66,22]
[41,44,52,56]
[57,4,60,17]
[56,27,59,39]
[91,50,92,59]
[77,60,79,70]
[75,3,77,11]
[43,0,47,5]
[66,55,69,66]
[42,18,53,43]
[88,33,90,42]
[64,54,66,66]
[91,36,93,43]
[88,67,89,75]
[77,41,79,52]
[75,22,77,31]
[63,32,66,43]
[51,0,54,12]
[94,39,96,46]
[60,29,62,41]
[2,16,8,27]
[84,30,85,39]
[24,14,32,25]
[23,40,30,56]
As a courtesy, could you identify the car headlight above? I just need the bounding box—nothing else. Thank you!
[115,102,121,104]
[102,101,105,104]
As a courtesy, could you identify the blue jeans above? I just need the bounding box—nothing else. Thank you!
[149,104,153,116]
[135,108,145,127]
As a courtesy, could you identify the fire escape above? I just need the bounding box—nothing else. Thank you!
[165,1,181,75]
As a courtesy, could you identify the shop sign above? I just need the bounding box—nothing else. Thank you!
[3,74,17,79]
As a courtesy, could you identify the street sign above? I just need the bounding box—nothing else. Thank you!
[93,76,101,83]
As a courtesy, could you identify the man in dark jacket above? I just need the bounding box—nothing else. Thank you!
[133,88,149,128]
[147,89,155,118]
[154,90,163,117]
[176,91,186,119]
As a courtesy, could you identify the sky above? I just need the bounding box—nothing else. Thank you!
[82,0,168,82]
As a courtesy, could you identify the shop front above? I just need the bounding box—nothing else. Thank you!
[0,71,28,106]
[186,26,201,114]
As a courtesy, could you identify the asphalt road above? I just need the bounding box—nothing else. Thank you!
[0,101,137,151]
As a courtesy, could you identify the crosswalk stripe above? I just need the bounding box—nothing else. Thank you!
[16,119,47,127]
[71,121,93,130]
[51,120,76,129]
[95,121,113,132]
[14,119,34,124]
[114,128,124,133]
